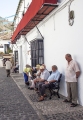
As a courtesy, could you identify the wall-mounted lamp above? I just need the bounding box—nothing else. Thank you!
[68,1,75,26]
[69,10,74,26]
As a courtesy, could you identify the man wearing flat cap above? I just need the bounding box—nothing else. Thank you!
[33,65,50,89]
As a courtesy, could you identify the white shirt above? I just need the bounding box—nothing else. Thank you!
[5,60,12,70]
[65,60,80,82]
[40,69,50,80]
[36,70,40,78]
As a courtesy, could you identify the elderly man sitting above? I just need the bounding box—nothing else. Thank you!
[34,65,50,90]
[28,64,50,90]
[38,65,60,101]
[29,64,41,89]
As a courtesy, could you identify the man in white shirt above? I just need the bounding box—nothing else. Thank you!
[5,59,12,77]
[64,54,80,107]
[34,65,50,90]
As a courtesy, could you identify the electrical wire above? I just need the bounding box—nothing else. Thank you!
[24,36,30,45]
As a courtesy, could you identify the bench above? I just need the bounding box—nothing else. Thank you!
[49,73,62,99]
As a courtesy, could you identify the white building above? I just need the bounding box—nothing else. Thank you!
[12,0,83,106]
[0,40,11,53]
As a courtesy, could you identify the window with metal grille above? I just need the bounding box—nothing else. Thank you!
[14,51,18,65]
[31,39,44,67]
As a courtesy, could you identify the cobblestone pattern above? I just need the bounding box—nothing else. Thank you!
[29,92,62,102]
[11,72,83,120]
[0,68,40,120]
[43,110,83,120]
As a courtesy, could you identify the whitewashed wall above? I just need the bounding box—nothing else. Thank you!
[21,40,28,69]
[14,0,32,31]
[14,0,83,105]
[24,0,83,105]
[0,48,4,53]
[0,59,3,67]
[16,37,28,72]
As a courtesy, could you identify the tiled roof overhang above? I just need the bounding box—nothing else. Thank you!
[12,0,58,43]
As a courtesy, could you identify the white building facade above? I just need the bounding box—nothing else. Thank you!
[12,0,83,105]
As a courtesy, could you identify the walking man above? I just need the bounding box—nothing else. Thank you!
[5,59,12,77]
[64,54,80,107]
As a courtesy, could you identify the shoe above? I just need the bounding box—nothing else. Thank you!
[63,99,71,103]
[70,103,77,107]
[28,86,34,90]
[30,87,34,90]
[36,91,39,93]
[44,94,47,97]
[34,88,38,91]
[25,82,29,86]
[38,96,44,102]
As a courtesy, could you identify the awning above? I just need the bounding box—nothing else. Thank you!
[12,0,58,43]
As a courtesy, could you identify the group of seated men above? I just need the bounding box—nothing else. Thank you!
[28,64,60,102]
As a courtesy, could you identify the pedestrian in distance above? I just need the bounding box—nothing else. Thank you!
[5,59,12,77]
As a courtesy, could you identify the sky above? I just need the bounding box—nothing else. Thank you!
[0,0,19,22]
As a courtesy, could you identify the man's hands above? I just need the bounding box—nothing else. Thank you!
[34,78,41,83]
[76,71,80,78]
[34,73,36,76]
[45,81,49,84]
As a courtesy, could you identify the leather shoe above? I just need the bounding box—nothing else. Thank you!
[70,103,77,107]
[38,96,44,102]
[63,99,71,103]
[44,94,47,97]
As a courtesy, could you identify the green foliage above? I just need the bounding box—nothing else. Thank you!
[6,48,13,54]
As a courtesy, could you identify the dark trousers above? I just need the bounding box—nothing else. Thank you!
[6,69,10,77]
[14,67,19,73]
[38,82,50,96]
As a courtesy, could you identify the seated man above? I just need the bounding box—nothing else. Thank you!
[11,62,19,73]
[29,65,50,90]
[33,65,41,79]
[38,65,60,101]
[23,64,32,85]
[14,62,19,73]
[29,64,41,89]
[34,65,50,90]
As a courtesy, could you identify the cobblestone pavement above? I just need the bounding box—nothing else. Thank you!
[0,68,40,120]
[11,72,83,120]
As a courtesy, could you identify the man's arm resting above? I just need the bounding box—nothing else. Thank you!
[76,71,80,78]
[39,79,45,82]
[48,80,56,83]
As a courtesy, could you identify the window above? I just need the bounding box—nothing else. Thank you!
[31,39,44,67]
[14,51,18,65]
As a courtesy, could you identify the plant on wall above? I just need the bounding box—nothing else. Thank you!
[0,52,4,55]
[6,48,13,54]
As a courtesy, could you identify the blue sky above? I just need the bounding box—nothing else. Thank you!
[0,0,19,21]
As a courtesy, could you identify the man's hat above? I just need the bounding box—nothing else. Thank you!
[40,66,45,69]
[36,64,40,69]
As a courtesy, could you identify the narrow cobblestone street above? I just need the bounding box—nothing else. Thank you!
[0,67,83,120]
[0,68,40,120]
